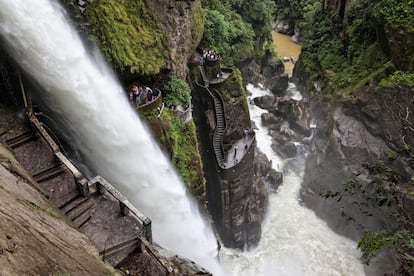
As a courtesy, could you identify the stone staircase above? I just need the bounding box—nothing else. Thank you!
[58,195,96,228]
[196,64,227,167]
[5,130,96,228]
[210,88,226,166]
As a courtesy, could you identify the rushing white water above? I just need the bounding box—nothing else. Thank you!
[220,84,366,276]
[0,1,224,274]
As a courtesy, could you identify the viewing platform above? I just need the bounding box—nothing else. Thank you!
[193,50,255,170]
[136,88,163,114]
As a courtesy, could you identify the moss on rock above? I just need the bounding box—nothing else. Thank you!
[84,0,168,75]
[159,110,206,202]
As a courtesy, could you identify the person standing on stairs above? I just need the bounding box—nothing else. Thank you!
[233,145,238,160]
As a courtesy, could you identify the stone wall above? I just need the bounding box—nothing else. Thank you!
[191,65,267,249]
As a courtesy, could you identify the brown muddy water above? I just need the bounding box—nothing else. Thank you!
[272,31,302,77]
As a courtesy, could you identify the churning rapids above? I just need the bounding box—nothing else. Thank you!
[0,0,366,275]
[220,84,365,275]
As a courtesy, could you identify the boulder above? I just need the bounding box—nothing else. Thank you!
[265,74,289,96]
[272,142,297,159]
[267,169,283,192]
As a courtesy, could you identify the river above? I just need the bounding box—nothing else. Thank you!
[272,31,302,77]
[220,31,365,275]
[220,84,366,275]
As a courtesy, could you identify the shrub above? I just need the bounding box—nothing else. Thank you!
[163,77,191,109]
[379,71,414,88]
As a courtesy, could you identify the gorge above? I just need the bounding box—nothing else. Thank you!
[0,0,413,275]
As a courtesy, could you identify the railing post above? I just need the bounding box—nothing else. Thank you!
[120,202,129,216]
[143,218,152,243]
[96,182,105,195]
[76,177,90,197]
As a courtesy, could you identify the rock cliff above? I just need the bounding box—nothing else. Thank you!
[189,60,269,249]
[0,143,114,275]
[290,0,414,273]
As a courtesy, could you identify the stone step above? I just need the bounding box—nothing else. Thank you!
[60,196,89,214]
[5,130,37,149]
[72,206,94,228]
[66,198,96,222]
[54,191,81,209]
[33,164,66,183]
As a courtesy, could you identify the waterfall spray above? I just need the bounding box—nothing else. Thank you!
[0,0,224,274]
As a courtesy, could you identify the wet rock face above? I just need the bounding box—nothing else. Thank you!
[215,146,269,250]
[148,0,203,78]
[272,18,295,36]
[0,145,113,276]
[264,74,289,96]
[272,142,297,159]
[254,149,283,193]
[300,86,414,241]
[239,49,285,88]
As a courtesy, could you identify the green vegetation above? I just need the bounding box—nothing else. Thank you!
[274,0,301,20]
[300,13,347,80]
[279,0,414,92]
[159,110,205,202]
[320,160,414,273]
[275,0,414,271]
[201,0,274,65]
[359,229,414,271]
[83,0,167,75]
[229,0,275,53]
[191,0,205,49]
[379,71,414,88]
[201,8,255,65]
[374,0,414,32]
[163,77,192,109]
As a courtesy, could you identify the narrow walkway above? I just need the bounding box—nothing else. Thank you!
[0,105,142,266]
[210,88,226,165]
[224,133,255,168]
[196,58,254,169]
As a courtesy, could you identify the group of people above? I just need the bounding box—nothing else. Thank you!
[128,82,159,107]
[201,49,220,62]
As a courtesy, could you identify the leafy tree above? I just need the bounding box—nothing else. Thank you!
[201,8,254,65]
[373,0,414,32]
[163,77,191,109]
[202,9,230,52]
[274,0,302,20]
[379,71,414,88]
[201,0,272,62]
[229,0,275,52]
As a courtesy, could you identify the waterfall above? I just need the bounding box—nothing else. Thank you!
[0,0,224,274]
[220,84,366,275]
